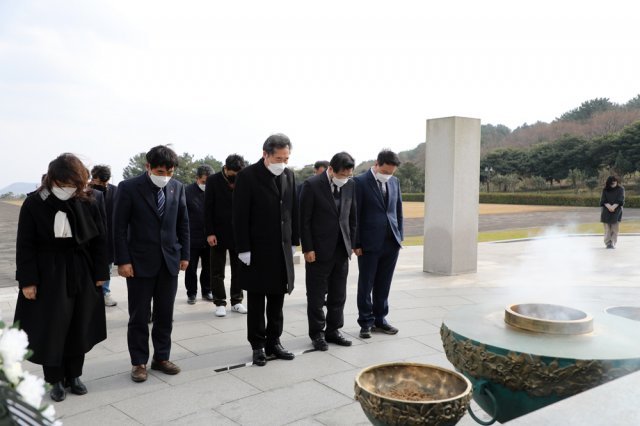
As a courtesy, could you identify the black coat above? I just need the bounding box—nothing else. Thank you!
[232,160,299,294]
[90,183,117,262]
[204,172,235,249]
[600,186,625,224]
[185,182,207,248]
[299,172,357,261]
[14,191,109,365]
[113,173,190,277]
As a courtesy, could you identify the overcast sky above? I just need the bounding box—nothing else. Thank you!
[1,0,639,188]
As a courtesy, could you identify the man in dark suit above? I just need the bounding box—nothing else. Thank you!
[184,164,214,304]
[205,154,247,317]
[113,145,190,382]
[353,150,403,339]
[300,152,357,351]
[89,164,118,307]
[233,134,299,366]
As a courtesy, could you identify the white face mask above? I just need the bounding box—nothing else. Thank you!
[267,162,286,176]
[51,186,76,201]
[150,173,171,188]
[376,173,392,183]
[198,183,206,191]
[332,177,349,188]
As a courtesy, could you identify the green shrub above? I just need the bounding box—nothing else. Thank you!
[402,192,640,207]
[402,193,425,202]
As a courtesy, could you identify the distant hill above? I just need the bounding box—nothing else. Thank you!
[0,182,38,196]
[356,95,640,170]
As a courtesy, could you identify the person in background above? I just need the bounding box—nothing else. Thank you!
[353,150,403,339]
[15,153,109,402]
[113,145,190,383]
[184,164,214,304]
[205,154,248,317]
[600,175,625,249]
[313,160,329,176]
[233,134,299,366]
[89,164,118,307]
[300,152,357,351]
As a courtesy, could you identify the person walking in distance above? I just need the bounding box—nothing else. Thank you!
[184,164,214,304]
[300,152,357,351]
[600,175,625,249]
[204,154,248,317]
[113,145,190,382]
[353,150,403,339]
[233,134,299,366]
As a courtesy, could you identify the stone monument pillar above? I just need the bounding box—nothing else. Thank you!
[423,116,481,275]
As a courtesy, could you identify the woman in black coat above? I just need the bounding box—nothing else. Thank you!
[600,175,625,249]
[14,153,109,402]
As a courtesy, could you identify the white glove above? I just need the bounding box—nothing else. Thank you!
[238,251,251,266]
[291,246,297,256]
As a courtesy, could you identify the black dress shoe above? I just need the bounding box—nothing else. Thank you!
[65,377,88,395]
[326,332,352,346]
[49,381,66,402]
[311,337,329,351]
[252,348,267,366]
[359,327,372,339]
[374,323,399,335]
[265,343,295,360]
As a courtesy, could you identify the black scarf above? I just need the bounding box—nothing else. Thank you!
[45,193,102,245]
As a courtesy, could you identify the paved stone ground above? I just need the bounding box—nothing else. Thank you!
[2,231,640,425]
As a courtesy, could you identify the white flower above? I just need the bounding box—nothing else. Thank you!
[41,404,56,421]
[16,372,45,409]
[0,328,29,365]
[3,361,23,384]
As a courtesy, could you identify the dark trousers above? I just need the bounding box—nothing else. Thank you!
[306,248,349,339]
[127,261,178,365]
[356,237,400,328]
[43,354,85,384]
[210,245,243,306]
[185,246,211,297]
[246,291,285,349]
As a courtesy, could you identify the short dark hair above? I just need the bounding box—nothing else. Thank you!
[225,154,247,172]
[42,153,91,201]
[329,152,355,174]
[313,160,330,171]
[262,133,292,154]
[196,164,214,178]
[377,149,401,167]
[91,164,111,182]
[146,145,179,169]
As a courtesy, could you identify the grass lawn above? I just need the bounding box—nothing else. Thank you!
[403,220,640,246]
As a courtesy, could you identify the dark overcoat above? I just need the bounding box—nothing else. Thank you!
[299,172,357,261]
[600,186,625,224]
[232,159,299,294]
[204,172,235,249]
[14,191,109,366]
[185,182,207,248]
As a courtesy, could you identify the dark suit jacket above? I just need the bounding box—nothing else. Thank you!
[232,159,299,294]
[90,183,117,262]
[185,182,207,248]
[300,172,356,261]
[204,172,235,249]
[113,173,190,277]
[354,169,403,252]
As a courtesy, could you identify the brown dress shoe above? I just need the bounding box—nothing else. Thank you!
[151,359,181,375]
[131,365,148,382]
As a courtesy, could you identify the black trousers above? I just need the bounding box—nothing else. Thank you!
[305,247,349,339]
[246,291,285,349]
[185,246,211,297]
[210,245,243,306]
[127,261,178,365]
[43,354,85,384]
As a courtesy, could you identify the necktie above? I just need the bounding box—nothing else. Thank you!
[157,188,165,216]
[378,181,388,205]
[333,184,340,199]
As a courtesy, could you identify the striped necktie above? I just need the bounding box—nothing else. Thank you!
[157,188,165,216]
